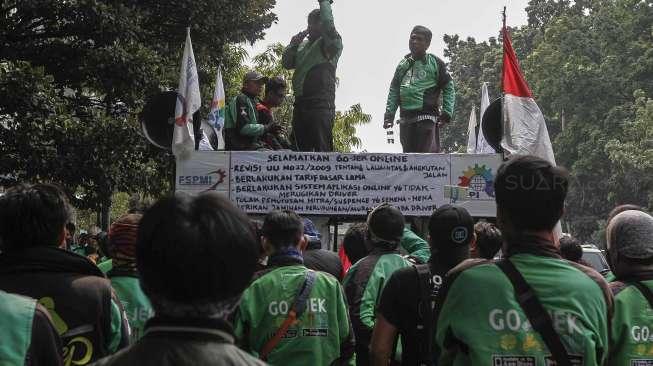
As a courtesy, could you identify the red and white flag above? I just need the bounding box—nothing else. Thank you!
[501,26,556,165]
[172,28,201,160]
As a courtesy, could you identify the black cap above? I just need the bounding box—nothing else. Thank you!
[429,205,474,249]
[367,203,404,245]
[243,71,268,83]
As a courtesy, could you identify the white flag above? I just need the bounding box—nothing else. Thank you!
[172,28,201,160]
[466,105,477,153]
[476,82,494,153]
[208,67,226,131]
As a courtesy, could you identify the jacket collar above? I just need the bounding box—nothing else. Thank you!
[0,246,105,278]
[144,316,235,344]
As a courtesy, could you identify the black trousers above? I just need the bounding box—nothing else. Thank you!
[399,120,441,153]
[292,104,335,152]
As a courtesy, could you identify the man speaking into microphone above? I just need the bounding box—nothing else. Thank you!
[383,26,455,153]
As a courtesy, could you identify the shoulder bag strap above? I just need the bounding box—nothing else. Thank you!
[496,260,572,366]
[259,270,317,361]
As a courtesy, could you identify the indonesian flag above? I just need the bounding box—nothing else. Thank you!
[172,28,201,160]
[501,26,556,165]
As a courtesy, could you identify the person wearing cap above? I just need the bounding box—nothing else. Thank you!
[435,155,612,365]
[106,214,154,342]
[606,210,653,365]
[256,76,293,150]
[224,70,282,151]
[282,0,342,152]
[342,203,430,366]
[383,25,455,153]
[371,205,474,366]
[93,193,265,366]
[301,218,343,279]
[234,210,355,366]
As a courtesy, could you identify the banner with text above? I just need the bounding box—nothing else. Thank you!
[176,151,501,217]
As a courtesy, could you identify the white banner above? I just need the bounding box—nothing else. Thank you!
[176,151,501,217]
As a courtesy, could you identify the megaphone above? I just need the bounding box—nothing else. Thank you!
[481,97,503,153]
[140,91,203,150]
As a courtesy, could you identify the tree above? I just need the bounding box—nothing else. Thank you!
[333,104,372,152]
[442,0,652,242]
[1,0,277,228]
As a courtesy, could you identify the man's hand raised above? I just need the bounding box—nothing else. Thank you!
[290,30,308,46]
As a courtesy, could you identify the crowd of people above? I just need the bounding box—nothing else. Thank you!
[1,154,651,365]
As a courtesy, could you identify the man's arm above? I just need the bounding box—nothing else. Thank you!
[319,0,343,60]
[29,304,64,366]
[235,96,266,137]
[370,314,398,366]
[441,79,455,121]
[384,63,404,128]
[400,228,430,264]
[335,283,356,365]
[107,296,130,353]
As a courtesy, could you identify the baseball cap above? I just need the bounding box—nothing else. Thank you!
[243,71,268,83]
[367,203,404,245]
[607,210,653,259]
[429,205,475,249]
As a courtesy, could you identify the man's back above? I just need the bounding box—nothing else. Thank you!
[0,247,129,365]
[436,254,611,365]
[235,265,354,366]
[609,279,653,365]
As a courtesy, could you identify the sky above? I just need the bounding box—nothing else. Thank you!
[248,0,531,153]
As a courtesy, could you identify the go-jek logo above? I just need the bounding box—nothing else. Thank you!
[458,164,495,198]
[177,169,227,191]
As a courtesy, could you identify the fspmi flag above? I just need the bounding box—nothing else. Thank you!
[172,28,201,160]
[208,67,226,131]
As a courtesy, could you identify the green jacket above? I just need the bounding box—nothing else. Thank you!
[234,263,355,366]
[436,254,612,366]
[224,92,265,150]
[0,290,35,365]
[282,0,342,105]
[608,279,653,365]
[342,228,429,363]
[109,272,154,343]
[385,53,455,121]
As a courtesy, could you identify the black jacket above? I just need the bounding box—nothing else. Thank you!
[303,241,343,280]
[91,317,265,366]
[0,246,129,365]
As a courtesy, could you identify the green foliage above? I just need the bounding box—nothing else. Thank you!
[443,0,652,242]
[333,104,372,152]
[0,0,277,225]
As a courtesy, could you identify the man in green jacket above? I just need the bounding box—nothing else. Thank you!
[106,214,153,342]
[342,203,430,365]
[436,155,612,365]
[607,209,653,365]
[384,26,455,153]
[224,71,282,150]
[235,210,355,365]
[282,0,342,152]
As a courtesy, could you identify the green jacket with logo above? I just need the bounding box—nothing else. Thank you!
[109,270,154,343]
[385,53,455,121]
[342,228,429,364]
[224,92,265,150]
[234,263,355,366]
[282,0,342,106]
[436,254,612,366]
[608,279,653,365]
